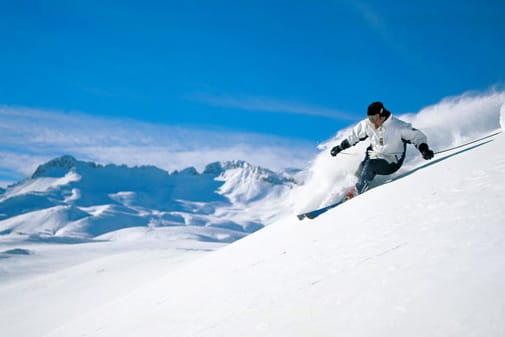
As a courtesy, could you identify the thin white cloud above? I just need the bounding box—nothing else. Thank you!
[0,105,316,185]
[351,1,390,41]
[348,1,410,60]
[190,93,355,121]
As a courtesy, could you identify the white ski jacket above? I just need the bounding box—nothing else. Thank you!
[345,115,428,164]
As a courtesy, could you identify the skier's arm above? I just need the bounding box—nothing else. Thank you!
[330,120,368,157]
[401,126,434,160]
[347,120,369,146]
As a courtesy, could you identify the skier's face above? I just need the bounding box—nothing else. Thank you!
[368,114,383,128]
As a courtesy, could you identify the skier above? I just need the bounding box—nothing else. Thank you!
[330,101,434,199]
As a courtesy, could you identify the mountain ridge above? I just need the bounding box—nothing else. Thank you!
[0,155,298,242]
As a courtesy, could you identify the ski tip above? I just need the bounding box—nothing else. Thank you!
[296,212,316,220]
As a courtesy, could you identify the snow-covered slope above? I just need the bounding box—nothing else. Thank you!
[0,92,504,337]
[0,156,298,242]
[2,122,503,337]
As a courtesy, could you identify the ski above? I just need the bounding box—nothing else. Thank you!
[296,198,347,220]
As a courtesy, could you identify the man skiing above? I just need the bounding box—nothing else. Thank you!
[330,101,434,198]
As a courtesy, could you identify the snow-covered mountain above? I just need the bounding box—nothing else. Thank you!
[0,155,299,242]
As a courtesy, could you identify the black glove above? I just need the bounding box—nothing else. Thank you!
[330,145,343,157]
[330,139,351,157]
[418,143,434,160]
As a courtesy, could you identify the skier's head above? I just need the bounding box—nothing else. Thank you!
[367,101,391,118]
[367,101,391,128]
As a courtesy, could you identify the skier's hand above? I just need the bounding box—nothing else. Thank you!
[418,143,434,160]
[330,145,342,157]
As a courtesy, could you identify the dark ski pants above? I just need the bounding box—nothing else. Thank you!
[355,148,405,194]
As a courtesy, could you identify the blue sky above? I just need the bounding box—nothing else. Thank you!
[1,0,505,183]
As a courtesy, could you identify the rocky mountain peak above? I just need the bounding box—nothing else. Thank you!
[31,155,99,179]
